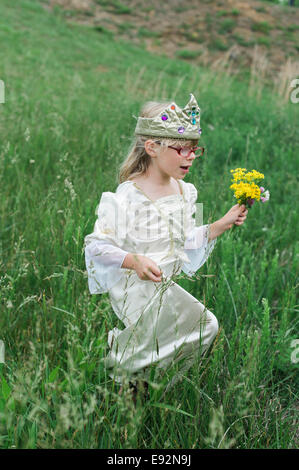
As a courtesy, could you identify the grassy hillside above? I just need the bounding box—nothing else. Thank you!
[48,0,299,83]
[0,0,298,449]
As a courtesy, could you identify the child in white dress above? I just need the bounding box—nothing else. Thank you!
[84,94,248,398]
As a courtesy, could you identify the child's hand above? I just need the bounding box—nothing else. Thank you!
[222,204,248,230]
[133,254,162,282]
[123,253,162,282]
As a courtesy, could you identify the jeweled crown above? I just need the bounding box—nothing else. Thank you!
[134,93,202,140]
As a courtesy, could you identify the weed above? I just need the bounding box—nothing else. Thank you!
[287,24,299,32]
[251,21,272,35]
[95,0,132,15]
[232,33,254,47]
[216,10,229,17]
[209,38,229,51]
[137,28,160,39]
[255,36,271,47]
[94,25,113,37]
[183,31,205,43]
[218,19,237,34]
[118,22,134,33]
[255,6,267,13]
[175,49,202,59]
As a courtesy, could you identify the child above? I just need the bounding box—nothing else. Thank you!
[84,93,248,399]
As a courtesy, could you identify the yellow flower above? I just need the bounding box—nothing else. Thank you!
[230,181,261,202]
[230,167,265,206]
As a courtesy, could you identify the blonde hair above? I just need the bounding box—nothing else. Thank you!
[118,101,199,184]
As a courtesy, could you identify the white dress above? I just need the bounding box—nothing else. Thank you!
[84,179,218,387]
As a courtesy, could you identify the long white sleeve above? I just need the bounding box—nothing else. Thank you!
[84,191,129,294]
[181,183,217,276]
[84,239,129,294]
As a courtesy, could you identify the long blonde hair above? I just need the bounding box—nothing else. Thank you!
[118,101,198,184]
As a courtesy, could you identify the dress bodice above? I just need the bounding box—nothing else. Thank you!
[116,180,194,267]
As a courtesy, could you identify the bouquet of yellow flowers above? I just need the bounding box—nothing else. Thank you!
[230,168,270,209]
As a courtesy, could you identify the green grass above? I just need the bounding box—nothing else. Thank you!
[216,8,240,16]
[137,27,161,39]
[287,24,299,31]
[208,38,229,51]
[251,21,272,35]
[117,21,134,33]
[216,9,230,17]
[95,0,132,14]
[255,6,267,13]
[182,30,205,44]
[175,49,202,59]
[258,0,298,5]
[94,24,114,36]
[205,12,213,32]
[261,0,299,4]
[280,30,297,42]
[255,36,271,47]
[0,0,298,449]
[218,18,237,34]
[232,33,255,47]
[174,6,187,13]
[216,7,239,16]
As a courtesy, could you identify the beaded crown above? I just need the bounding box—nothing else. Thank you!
[134,93,202,140]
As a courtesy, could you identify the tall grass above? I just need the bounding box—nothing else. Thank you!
[0,0,298,448]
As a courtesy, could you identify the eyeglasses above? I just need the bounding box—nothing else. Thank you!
[168,146,205,158]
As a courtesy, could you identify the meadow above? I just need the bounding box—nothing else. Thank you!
[0,0,298,448]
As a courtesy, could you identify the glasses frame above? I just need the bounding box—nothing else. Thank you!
[167,145,205,158]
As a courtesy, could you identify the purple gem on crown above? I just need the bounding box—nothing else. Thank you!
[161,114,168,121]
[198,128,202,135]
[178,126,185,134]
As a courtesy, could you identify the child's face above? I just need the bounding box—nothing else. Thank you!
[155,141,199,179]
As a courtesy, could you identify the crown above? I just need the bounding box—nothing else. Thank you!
[134,93,202,140]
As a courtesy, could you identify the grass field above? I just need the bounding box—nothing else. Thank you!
[0,0,298,449]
